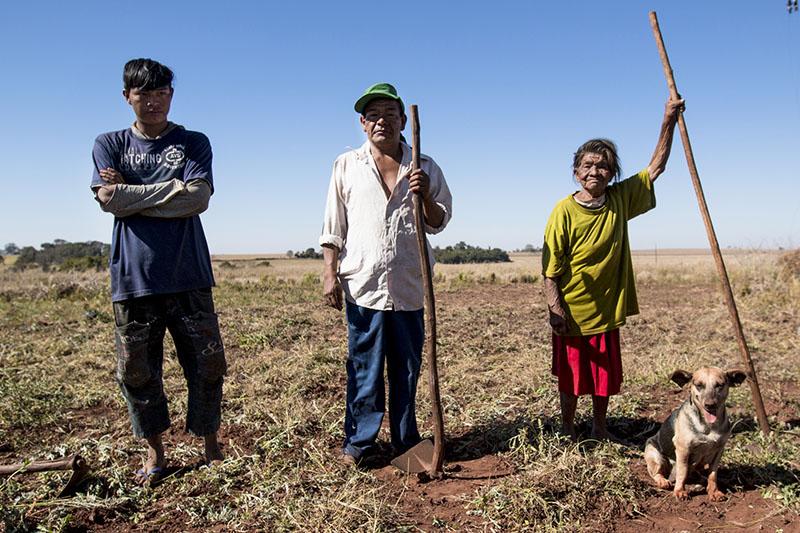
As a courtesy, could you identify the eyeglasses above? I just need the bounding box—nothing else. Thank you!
[363,110,401,122]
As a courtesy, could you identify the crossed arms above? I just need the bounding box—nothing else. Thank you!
[93,168,211,218]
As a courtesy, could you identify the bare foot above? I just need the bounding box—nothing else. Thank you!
[204,433,224,466]
[559,425,578,442]
[590,428,631,446]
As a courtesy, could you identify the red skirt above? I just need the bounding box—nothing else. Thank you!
[552,329,622,397]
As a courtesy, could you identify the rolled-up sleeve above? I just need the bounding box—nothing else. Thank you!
[319,158,347,250]
[423,158,452,234]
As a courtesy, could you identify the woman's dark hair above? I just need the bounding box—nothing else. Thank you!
[572,138,622,181]
[123,58,174,92]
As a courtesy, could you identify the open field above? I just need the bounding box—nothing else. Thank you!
[1,250,798,531]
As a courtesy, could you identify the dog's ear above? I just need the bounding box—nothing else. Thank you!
[670,369,693,387]
[726,369,747,387]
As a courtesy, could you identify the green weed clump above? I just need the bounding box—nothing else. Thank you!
[470,424,648,531]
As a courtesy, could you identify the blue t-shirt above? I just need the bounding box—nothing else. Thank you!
[91,126,215,302]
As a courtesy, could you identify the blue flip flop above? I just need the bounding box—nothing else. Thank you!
[135,466,165,487]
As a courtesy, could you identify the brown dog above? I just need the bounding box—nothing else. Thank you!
[644,366,747,501]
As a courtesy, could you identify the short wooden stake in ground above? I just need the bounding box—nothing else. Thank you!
[390,104,446,477]
[649,11,770,435]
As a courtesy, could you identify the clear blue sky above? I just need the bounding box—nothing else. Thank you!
[1,1,799,253]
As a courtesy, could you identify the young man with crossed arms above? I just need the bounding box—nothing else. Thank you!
[91,58,225,485]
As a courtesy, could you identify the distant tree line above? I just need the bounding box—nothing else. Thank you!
[10,240,110,271]
[292,247,323,259]
[433,241,510,264]
[284,243,512,264]
[515,244,542,253]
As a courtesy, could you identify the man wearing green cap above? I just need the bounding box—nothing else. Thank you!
[320,83,453,465]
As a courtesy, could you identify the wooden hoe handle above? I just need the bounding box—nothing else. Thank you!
[0,454,87,475]
[410,104,446,476]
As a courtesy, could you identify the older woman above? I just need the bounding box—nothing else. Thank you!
[542,97,684,441]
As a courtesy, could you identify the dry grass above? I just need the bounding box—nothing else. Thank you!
[777,248,800,281]
[0,250,798,531]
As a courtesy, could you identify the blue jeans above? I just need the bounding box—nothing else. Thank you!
[343,302,424,459]
[112,288,226,438]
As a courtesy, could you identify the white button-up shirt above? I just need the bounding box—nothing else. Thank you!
[319,141,452,311]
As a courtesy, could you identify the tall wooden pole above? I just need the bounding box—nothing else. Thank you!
[649,11,770,435]
[410,104,446,474]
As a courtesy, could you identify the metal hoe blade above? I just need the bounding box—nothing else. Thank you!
[391,439,434,474]
[58,455,90,497]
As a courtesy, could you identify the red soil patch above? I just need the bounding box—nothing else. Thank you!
[623,461,797,533]
[373,454,515,531]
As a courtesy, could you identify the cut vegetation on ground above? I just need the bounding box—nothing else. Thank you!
[1,251,798,531]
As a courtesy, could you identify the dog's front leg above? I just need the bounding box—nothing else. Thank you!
[705,449,726,501]
[673,445,690,500]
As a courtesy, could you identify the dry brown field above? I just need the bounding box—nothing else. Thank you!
[1,249,798,531]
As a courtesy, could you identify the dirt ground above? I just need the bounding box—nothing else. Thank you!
[1,253,798,531]
[362,284,799,533]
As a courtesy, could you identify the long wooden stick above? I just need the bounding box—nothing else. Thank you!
[410,104,445,475]
[649,11,770,435]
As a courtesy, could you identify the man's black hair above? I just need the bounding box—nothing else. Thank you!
[123,58,174,92]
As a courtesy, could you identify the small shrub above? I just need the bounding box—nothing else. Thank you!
[300,272,319,286]
[59,256,106,272]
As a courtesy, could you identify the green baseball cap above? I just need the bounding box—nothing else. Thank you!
[354,82,405,114]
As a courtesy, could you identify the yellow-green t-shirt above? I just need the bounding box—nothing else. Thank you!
[542,170,655,336]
